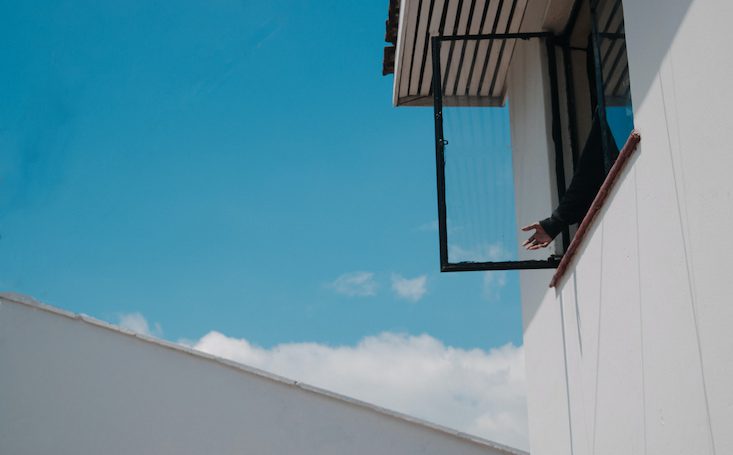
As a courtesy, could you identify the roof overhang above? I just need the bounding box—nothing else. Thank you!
[392,0,531,107]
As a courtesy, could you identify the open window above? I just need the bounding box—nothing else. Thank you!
[589,0,634,165]
[384,0,635,272]
[427,0,634,272]
[561,0,634,173]
[431,33,566,271]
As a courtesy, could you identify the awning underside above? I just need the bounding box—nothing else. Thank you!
[394,0,530,107]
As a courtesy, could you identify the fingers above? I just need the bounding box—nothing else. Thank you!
[527,241,550,250]
[522,235,550,250]
[521,222,550,250]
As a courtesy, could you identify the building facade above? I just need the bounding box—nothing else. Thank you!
[386,0,733,453]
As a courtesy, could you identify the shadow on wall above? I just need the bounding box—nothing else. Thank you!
[623,0,695,109]
[521,0,695,330]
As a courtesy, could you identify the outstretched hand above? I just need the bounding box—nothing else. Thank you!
[521,223,553,250]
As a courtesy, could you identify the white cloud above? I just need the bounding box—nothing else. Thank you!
[117,312,162,337]
[190,332,528,450]
[483,271,508,302]
[446,243,511,302]
[391,274,428,302]
[449,242,512,263]
[328,271,378,297]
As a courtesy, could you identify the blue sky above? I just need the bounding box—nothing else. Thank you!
[0,0,523,350]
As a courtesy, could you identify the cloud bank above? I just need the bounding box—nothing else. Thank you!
[191,331,528,450]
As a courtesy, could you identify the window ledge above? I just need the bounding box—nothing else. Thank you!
[550,130,642,288]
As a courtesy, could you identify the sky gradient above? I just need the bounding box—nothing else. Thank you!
[0,0,523,350]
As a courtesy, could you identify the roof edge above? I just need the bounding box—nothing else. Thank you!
[391,0,409,106]
[0,292,528,455]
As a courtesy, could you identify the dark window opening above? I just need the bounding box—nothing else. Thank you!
[431,0,634,273]
[568,0,634,172]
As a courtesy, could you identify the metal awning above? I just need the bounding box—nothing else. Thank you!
[392,0,530,107]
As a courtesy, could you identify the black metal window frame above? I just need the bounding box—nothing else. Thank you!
[589,0,627,174]
[431,32,567,272]
[562,0,631,187]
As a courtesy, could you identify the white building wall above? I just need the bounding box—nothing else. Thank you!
[520,1,733,454]
[0,295,524,455]
[507,34,573,455]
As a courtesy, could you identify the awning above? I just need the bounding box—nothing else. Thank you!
[391,0,530,107]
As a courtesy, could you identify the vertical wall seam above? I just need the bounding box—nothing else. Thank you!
[572,274,583,356]
[559,291,576,455]
[667,47,707,445]
[658,62,717,455]
[591,224,604,454]
[633,167,647,455]
[571,271,593,455]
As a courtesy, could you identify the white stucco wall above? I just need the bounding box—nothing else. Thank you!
[519,0,733,454]
[507,32,574,455]
[0,295,524,455]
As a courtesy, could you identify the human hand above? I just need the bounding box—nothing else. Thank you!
[521,223,553,250]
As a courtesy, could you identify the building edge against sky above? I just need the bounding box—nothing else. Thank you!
[388,0,733,454]
[0,294,525,455]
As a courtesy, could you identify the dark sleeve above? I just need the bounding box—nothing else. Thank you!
[539,116,618,239]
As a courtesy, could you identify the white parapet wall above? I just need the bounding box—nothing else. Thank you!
[519,0,733,454]
[0,294,525,455]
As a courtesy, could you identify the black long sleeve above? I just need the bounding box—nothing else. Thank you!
[539,115,619,239]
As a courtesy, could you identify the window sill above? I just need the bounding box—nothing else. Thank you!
[549,130,641,288]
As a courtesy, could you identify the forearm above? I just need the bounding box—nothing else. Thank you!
[540,116,614,239]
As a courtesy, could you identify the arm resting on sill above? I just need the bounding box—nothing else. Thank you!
[549,130,641,287]
[540,115,619,239]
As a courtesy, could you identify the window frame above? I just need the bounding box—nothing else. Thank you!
[428,0,633,273]
[431,33,566,272]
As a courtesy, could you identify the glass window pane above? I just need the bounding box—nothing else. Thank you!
[442,105,518,264]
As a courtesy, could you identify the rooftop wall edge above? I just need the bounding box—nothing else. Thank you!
[0,292,528,455]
